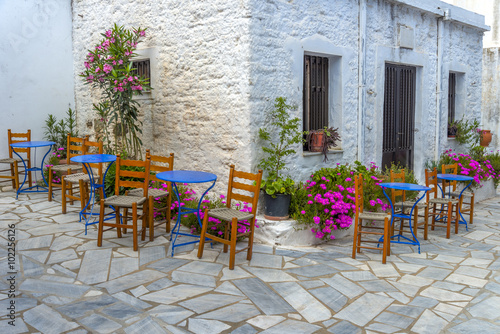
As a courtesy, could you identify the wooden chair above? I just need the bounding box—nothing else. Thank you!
[48,134,88,201]
[389,169,428,240]
[198,165,263,270]
[442,163,475,225]
[352,174,391,264]
[97,154,151,251]
[425,168,460,239]
[0,130,31,190]
[127,150,174,241]
[61,139,103,214]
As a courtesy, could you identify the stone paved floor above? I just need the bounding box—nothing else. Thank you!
[1,189,500,333]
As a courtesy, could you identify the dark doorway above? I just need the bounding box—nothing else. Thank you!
[382,63,416,171]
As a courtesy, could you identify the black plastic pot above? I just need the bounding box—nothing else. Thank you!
[263,193,291,220]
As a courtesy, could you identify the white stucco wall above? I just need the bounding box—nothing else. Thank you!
[0,0,74,166]
[72,0,252,194]
[71,0,485,189]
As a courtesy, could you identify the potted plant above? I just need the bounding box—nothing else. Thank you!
[306,126,341,162]
[479,129,492,147]
[258,97,304,220]
[447,120,458,138]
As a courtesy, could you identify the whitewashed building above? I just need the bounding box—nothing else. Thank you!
[1,0,488,189]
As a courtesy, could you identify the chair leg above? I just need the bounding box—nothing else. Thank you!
[48,167,53,201]
[149,196,154,241]
[413,206,419,242]
[62,179,67,214]
[223,221,229,253]
[198,209,209,259]
[141,201,148,241]
[166,195,171,233]
[470,194,475,224]
[116,207,122,238]
[132,203,138,251]
[9,162,15,189]
[454,204,460,235]
[382,217,389,264]
[68,178,74,205]
[27,164,32,188]
[229,217,238,270]
[123,208,128,234]
[247,218,255,261]
[13,161,19,191]
[423,206,428,240]
[97,199,105,247]
[79,179,86,211]
[446,203,452,239]
[352,217,359,259]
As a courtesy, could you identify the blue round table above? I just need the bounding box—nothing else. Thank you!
[71,154,117,234]
[10,141,55,199]
[437,173,474,229]
[156,170,217,256]
[379,182,431,253]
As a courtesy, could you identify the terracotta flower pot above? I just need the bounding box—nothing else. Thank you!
[480,130,492,147]
[309,132,323,152]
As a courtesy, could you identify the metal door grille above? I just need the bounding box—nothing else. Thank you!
[303,55,329,131]
[382,64,416,170]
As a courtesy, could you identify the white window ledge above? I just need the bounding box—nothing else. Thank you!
[303,148,343,157]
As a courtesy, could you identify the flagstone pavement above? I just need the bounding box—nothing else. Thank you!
[1,189,500,334]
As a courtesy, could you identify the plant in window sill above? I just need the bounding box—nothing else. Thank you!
[305,126,341,162]
[447,120,458,138]
[454,117,481,146]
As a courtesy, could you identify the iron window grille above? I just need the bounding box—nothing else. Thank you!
[448,73,456,137]
[131,59,151,89]
[303,55,329,150]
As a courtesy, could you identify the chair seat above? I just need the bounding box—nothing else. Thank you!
[128,188,168,198]
[208,208,254,222]
[63,173,90,183]
[394,200,426,208]
[358,212,390,221]
[429,197,459,205]
[104,195,146,208]
[51,164,83,172]
[450,191,474,198]
[0,157,20,164]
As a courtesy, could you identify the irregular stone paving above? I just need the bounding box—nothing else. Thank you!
[1,189,500,333]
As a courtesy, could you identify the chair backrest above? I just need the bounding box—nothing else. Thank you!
[390,169,406,203]
[83,138,104,180]
[8,129,31,163]
[354,174,364,215]
[425,167,439,200]
[226,165,263,217]
[146,149,174,196]
[66,134,88,161]
[441,163,458,191]
[115,154,151,197]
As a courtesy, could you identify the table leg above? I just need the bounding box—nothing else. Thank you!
[457,180,473,230]
[169,181,216,256]
[12,145,52,199]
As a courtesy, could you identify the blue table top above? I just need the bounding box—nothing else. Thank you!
[156,170,217,183]
[437,173,474,181]
[71,154,116,164]
[11,141,55,148]
[380,182,431,191]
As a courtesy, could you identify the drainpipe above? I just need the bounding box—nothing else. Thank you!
[358,0,367,162]
[435,11,446,161]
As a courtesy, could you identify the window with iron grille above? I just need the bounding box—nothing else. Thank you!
[448,73,456,137]
[303,55,329,134]
[131,59,151,88]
